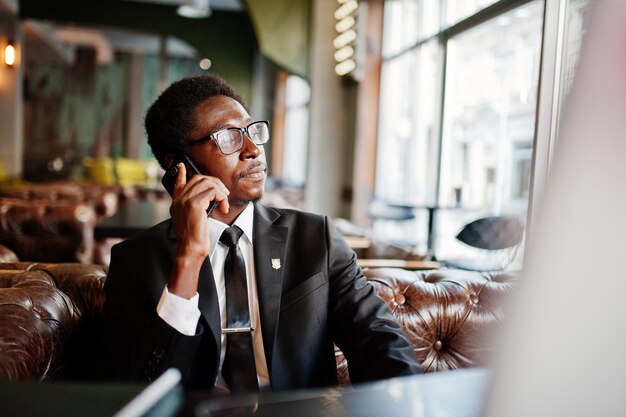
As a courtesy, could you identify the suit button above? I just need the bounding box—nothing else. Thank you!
[153,348,165,358]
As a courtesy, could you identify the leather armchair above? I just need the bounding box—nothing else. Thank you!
[0,198,97,263]
[0,181,119,220]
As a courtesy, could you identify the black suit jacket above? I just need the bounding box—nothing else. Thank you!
[103,203,420,390]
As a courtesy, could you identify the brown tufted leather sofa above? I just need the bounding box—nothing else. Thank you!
[0,251,516,384]
[0,243,18,263]
[0,261,107,380]
[0,198,97,263]
[336,267,516,384]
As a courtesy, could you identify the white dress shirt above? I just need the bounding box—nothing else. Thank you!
[156,203,270,391]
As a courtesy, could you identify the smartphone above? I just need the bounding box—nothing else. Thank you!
[161,154,218,217]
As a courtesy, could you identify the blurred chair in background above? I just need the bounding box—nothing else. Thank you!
[440,216,524,272]
[0,198,97,264]
[83,157,115,185]
[114,157,149,186]
[367,199,418,248]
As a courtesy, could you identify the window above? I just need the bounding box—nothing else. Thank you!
[375,0,544,263]
[376,42,441,205]
[382,0,440,56]
[439,1,543,214]
[511,141,532,200]
[557,0,593,131]
[444,0,499,26]
[282,74,310,186]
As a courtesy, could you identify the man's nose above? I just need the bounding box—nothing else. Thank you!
[240,134,261,159]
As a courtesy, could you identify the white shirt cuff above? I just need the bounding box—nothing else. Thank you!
[156,285,201,336]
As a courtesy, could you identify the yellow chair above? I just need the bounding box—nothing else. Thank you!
[114,157,148,186]
[83,157,115,185]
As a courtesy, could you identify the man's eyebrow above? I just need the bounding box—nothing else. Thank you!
[211,120,255,132]
[210,123,231,132]
[202,123,232,137]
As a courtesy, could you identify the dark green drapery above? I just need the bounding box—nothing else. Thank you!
[244,0,311,79]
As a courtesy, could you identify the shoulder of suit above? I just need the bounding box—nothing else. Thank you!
[113,218,172,251]
[258,203,327,223]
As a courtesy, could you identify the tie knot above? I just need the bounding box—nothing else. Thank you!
[220,226,244,247]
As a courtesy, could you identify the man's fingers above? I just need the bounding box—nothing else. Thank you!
[174,162,186,190]
[213,193,230,214]
[174,172,230,215]
[204,189,230,215]
[186,175,229,197]
[218,199,230,214]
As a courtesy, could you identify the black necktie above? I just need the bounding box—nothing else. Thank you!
[219,226,259,393]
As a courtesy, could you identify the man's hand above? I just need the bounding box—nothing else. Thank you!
[168,162,230,298]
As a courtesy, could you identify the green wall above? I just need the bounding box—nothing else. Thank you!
[23,53,209,179]
[18,0,259,179]
[19,0,257,99]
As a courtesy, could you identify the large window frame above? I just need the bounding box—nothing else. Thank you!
[373,0,541,260]
[373,0,594,264]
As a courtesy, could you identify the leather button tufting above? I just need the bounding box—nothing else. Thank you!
[470,295,480,305]
[395,294,406,305]
[433,340,443,351]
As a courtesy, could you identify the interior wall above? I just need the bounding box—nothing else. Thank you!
[124,52,144,159]
[305,0,357,218]
[5,0,264,180]
[21,51,206,180]
[0,10,23,179]
[350,0,384,227]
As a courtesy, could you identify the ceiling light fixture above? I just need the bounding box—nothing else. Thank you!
[177,0,211,18]
[199,58,212,70]
[333,0,361,79]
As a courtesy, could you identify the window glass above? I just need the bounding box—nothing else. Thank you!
[557,0,593,129]
[282,75,310,186]
[375,0,546,267]
[444,0,499,26]
[561,0,593,95]
[376,42,441,203]
[382,0,441,57]
[375,40,441,250]
[437,0,543,260]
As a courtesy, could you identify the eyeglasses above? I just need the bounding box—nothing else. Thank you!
[188,120,270,155]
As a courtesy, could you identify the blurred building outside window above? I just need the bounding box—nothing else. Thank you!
[375,0,593,269]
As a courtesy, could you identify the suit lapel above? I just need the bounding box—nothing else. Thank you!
[166,224,221,359]
[253,203,287,374]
